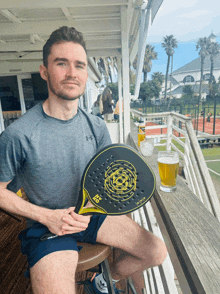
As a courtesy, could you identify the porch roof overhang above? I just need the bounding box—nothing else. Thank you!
[0,0,142,67]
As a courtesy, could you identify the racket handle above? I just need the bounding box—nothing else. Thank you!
[40,233,58,241]
[74,189,87,214]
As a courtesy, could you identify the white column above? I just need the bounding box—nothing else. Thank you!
[134,7,151,99]
[17,76,26,115]
[0,99,5,133]
[117,57,124,143]
[121,5,130,143]
[166,114,173,151]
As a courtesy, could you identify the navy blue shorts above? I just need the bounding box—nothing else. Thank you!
[18,215,106,276]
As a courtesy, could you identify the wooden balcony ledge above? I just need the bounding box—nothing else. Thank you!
[128,121,220,294]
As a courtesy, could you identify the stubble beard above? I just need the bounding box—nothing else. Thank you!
[48,77,85,101]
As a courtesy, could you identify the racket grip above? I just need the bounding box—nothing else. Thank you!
[74,189,85,214]
[40,233,58,241]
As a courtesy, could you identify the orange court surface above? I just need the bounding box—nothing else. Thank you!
[144,116,220,137]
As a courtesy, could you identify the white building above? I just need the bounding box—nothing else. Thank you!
[161,33,220,100]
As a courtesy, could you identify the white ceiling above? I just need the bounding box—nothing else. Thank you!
[0,0,143,64]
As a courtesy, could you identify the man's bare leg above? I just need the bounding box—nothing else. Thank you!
[30,250,78,294]
[97,215,167,288]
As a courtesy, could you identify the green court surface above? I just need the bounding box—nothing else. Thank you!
[156,141,220,181]
[203,150,220,182]
[206,160,220,172]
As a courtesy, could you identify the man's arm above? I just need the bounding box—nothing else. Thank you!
[0,181,90,235]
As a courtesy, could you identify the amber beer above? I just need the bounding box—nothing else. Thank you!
[138,124,145,146]
[158,151,179,192]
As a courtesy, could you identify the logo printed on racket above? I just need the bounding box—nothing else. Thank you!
[136,196,146,206]
[104,160,137,202]
[93,194,102,203]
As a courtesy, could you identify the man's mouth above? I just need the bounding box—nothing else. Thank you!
[62,82,79,86]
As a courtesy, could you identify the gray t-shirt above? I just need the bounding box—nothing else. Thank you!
[0,102,112,227]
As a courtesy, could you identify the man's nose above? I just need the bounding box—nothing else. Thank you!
[66,64,77,78]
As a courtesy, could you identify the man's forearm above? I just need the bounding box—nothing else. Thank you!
[0,187,50,225]
[0,185,91,236]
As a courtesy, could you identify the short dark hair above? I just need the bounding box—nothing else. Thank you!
[43,26,87,67]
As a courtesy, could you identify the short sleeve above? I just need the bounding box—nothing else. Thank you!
[97,120,112,152]
[0,129,25,183]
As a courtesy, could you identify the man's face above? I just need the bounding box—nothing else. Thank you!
[40,41,88,101]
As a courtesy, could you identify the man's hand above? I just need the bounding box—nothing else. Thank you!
[62,207,91,235]
[45,207,91,236]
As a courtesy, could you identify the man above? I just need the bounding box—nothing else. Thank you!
[0,27,167,294]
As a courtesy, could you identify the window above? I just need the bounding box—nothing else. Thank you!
[203,73,215,82]
[183,75,194,83]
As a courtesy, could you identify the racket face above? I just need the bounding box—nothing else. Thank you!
[81,144,155,215]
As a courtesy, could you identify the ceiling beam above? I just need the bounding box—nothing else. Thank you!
[0,0,128,9]
[0,52,41,61]
[0,38,121,52]
[33,34,45,42]
[0,49,121,61]
[61,7,73,21]
[70,13,120,20]
[0,19,121,36]
[0,9,22,23]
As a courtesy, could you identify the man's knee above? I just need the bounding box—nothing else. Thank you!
[30,250,78,294]
[152,236,167,266]
[142,231,167,267]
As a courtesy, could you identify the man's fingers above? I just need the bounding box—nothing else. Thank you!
[71,211,91,224]
[62,213,89,228]
[64,207,91,224]
[61,223,87,233]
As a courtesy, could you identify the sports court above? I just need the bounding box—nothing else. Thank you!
[191,116,220,135]
[143,116,220,188]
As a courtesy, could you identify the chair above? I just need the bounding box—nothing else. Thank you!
[76,242,116,294]
[76,243,137,294]
[2,189,137,294]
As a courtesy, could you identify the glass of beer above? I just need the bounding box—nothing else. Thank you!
[158,151,179,192]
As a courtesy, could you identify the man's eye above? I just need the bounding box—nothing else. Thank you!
[58,62,67,67]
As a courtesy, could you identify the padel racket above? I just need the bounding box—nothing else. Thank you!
[40,144,155,241]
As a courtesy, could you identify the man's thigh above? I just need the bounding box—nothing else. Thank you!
[30,250,78,294]
[96,215,158,256]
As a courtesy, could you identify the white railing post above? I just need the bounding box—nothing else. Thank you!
[166,114,173,151]
[185,121,220,221]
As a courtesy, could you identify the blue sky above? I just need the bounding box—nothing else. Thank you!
[145,0,220,78]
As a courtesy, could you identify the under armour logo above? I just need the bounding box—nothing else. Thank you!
[86,135,93,141]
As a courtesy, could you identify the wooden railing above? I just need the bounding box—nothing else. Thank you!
[130,109,220,221]
[128,120,220,294]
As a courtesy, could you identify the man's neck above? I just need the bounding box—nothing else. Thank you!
[43,97,78,121]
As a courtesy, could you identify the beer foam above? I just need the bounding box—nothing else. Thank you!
[158,157,179,164]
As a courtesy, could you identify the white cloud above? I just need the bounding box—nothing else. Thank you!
[148,0,220,42]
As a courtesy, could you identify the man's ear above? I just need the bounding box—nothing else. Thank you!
[39,65,48,82]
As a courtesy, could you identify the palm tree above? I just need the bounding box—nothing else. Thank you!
[196,37,211,100]
[151,72,164,86]
[161,35,178,103]
[133,44,158,82]
[207,41,220,96]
